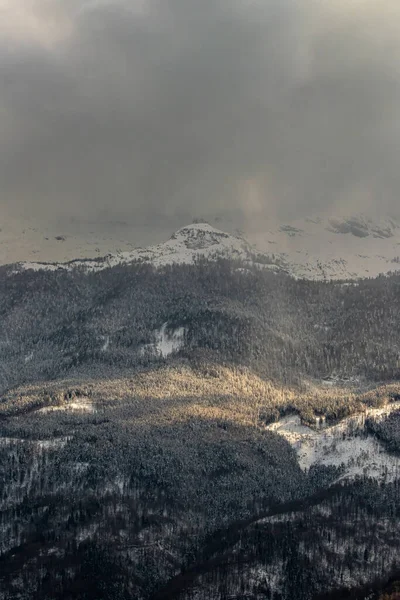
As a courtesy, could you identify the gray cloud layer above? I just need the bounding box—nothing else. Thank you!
[1,0,400,225]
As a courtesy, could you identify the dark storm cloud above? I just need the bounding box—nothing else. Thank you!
[1,0,400,224]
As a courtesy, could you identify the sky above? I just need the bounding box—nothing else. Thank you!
[1,0,400,229]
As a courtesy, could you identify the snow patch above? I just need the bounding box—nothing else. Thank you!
[155,322,185,358]
[140,322,185,358]
[267,402,400,482]
[101,335,110,352]
[38,400,96,413]
[0,436,71,450]
[24,351,34,363]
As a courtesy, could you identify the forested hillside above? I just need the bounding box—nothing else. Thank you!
[1,258,400,599]
[1,259,400,394]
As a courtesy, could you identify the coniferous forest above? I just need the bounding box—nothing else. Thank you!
[1,259,400,599]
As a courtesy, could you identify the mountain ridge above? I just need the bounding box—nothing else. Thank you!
[10,215,400,280]
[14,222,284,274]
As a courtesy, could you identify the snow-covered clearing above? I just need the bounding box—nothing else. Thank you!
[155,322,185,357]
[37,400,96,413]
[0,436,70,449]
[140,322,185,358]
[267,402,400,482]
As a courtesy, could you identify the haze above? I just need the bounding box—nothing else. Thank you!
[1,0,400,236]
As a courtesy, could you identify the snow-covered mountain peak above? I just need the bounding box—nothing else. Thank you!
[15,221,280,274]
[8,214,400,280]
[170,222,233,249]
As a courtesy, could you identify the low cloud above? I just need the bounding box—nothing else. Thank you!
[1,0,400,227]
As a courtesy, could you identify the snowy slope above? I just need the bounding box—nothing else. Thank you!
[268,402,400,483]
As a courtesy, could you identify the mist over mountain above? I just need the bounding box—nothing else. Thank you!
[2,0,400,227]
[2,1,400,598]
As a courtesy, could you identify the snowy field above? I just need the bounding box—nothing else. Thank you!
[268,402,400,482]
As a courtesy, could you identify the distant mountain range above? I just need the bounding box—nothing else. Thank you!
[10,214,400,280]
